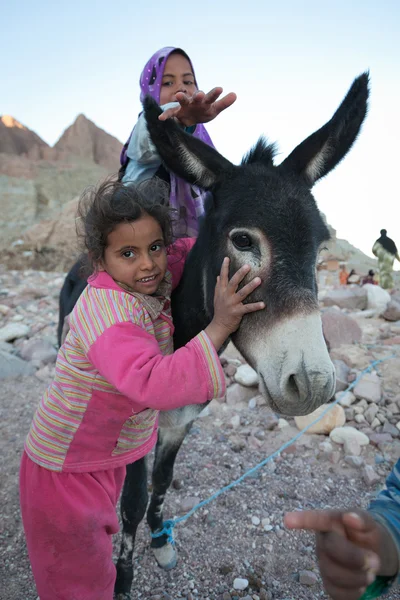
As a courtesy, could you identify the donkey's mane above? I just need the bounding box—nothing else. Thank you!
[241,137,278,166]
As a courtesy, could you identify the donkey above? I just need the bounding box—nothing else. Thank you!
[110,72,369,598]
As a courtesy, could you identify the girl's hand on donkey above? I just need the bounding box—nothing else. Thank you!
[205,257,264,351]
[159,87,237,127]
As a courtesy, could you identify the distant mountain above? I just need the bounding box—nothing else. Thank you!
[0,115,50,158]
[54,114,121,171]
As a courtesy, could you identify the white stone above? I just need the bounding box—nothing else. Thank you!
[371,418,381,429]
[277,418,290,429]
[294,404,345,435]
[261,517,270,527]
[355,414,366,424]
[234,364,259,387]
[337,391,356,408]
[251,516,260,526]
[329,426,369,446]
[0,323,30,342]
[248,397,257,409]
[364,283,391,315]
[233,578,249,591]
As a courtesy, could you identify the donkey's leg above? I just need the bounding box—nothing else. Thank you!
[147,423,192,570]
[115,457,148,600]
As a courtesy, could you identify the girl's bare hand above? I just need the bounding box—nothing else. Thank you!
[159,88,237,127]
[205,257,264,350]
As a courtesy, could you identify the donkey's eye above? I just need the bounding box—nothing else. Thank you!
[232,233,252,250]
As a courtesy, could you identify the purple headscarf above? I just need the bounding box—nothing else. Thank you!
[121,47,215,238]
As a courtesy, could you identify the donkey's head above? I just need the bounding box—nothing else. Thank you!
[144,73,369,416]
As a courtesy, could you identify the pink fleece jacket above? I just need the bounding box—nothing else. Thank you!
[24,239,225,473]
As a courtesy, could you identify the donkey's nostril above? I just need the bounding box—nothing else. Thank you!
[287,374,300,397]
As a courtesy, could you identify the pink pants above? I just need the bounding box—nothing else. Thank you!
[20,452,126,600]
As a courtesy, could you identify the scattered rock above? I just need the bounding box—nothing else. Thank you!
[343,437,361,456]
[353,372,381,403]
[299,570,318,586]
[330,426,369,447]
[0,349,36,379]
[233,578,249,591]
[226,383,256,406]
[382,300,400,322]
[337,390,356,408]
[344,455,364,467]
[234,364,259,387]
[179,497,199,513]
[364,404,379,425]
[362,465,381,486]
[295,404,345,435]
[0,322,30,342]
[19,338,58,365]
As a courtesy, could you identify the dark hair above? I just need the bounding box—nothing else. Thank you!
[380,229,387,236]
[368,269,375,276]
[76,177,174,271]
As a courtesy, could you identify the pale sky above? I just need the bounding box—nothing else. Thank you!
[1,0,399,259]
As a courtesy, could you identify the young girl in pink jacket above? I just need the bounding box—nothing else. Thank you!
[20,178,264,600]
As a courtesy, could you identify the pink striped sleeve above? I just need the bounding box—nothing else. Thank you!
[87,322,226,410]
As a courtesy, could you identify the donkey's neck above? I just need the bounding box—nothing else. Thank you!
[171,240,212,350]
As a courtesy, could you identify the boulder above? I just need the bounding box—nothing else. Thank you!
[295,404,345,435]
[364,284,391,315]
[322,308,362,350]
[322,287,368,310]
[382,300,400,322]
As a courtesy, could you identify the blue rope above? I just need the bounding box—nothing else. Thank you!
[151,352,396,544]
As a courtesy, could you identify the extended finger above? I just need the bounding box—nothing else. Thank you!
[239,301,265,314]
[158,107,181,121]
[284,510,345,533]
[203,87,223,104]
[236,277,262,299]
[190,90,206,104]
[212,92,237,115]
[228,264,252,290]
[219,257,230,286]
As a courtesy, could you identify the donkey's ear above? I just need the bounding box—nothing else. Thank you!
[143,96,234,189]
[278,72,369,187]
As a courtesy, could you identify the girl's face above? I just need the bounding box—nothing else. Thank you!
[159,53,197,105]
[100,214,168,295]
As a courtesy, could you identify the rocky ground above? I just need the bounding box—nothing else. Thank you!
[1,266,400,600]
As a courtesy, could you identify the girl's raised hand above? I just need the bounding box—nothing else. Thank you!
[205,257,265,351]
[159,87,237,127]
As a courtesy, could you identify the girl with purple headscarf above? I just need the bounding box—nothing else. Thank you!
[120,47,236,238]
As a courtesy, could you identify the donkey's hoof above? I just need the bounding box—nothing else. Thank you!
[152,542,178,570]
